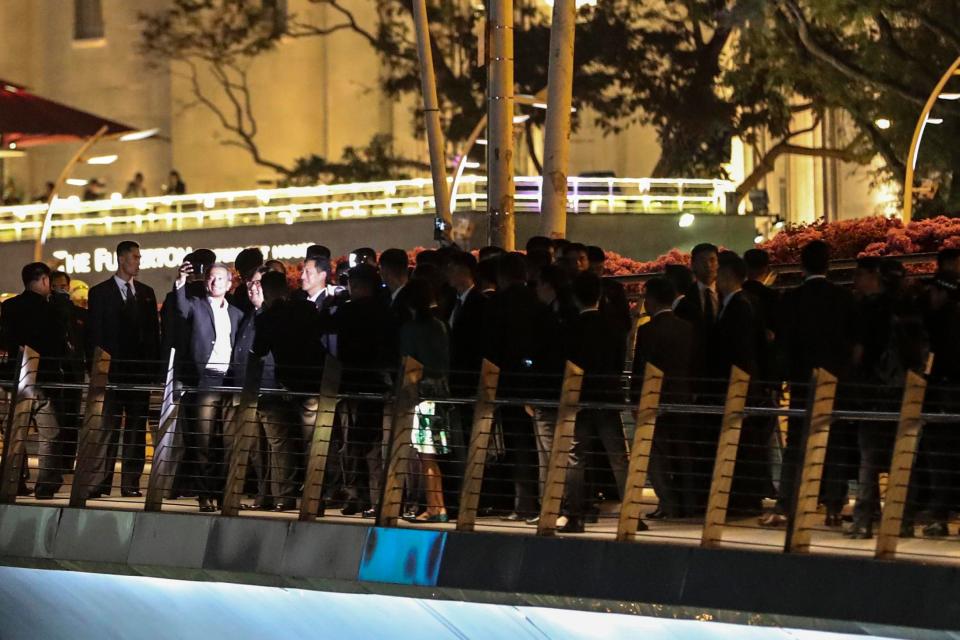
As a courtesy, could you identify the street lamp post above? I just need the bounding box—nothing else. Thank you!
[487,0,516,250]
[539,0,576,240]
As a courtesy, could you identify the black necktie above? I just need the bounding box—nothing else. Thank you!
[450,296,463,327]
[703,288,715,323]
[125,282,139,318]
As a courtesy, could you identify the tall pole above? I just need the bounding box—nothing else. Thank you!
[412,0,453,243]
[539,0,576,240]
[487,0,515,250]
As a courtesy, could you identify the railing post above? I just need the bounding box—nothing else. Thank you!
[455,359,501,532]
[701,366,751,549]
[0,347,39,503]
[69,348,111,507]
[875,370,928,560]
[220,356,264,517]
[377,357,424,527]
[299,356,343,522]
[145,350,180,512]
[536,361,584,536]
[616,363,663,542]
[785,368,838,553]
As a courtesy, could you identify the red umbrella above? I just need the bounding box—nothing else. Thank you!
[0,79,136,148]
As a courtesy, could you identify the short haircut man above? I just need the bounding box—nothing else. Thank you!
[447,251,477,277]
[743,248,770,279]
[644,277,677,308]
[260,269,289,301]
[306,244,331,261]
[572,271,603,309]
[116,240,140,257]
[800,240,830,275]
[497,252,528,285]
[718,250,747,282]
[690,243,719,261]
[379,248,409,277]
[525,236,552,253]
[586,245,606,265]
[22,262,51,287]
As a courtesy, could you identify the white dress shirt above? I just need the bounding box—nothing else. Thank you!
[206,297,233,373]
[114,274,136,301]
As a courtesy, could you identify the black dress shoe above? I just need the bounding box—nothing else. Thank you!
[499,512,524,522]
[362,508,376,518]
[121,490,143,498]
[274,501,297,512]
[824,513,842,527]
[558,517,585,534]
[340,501,363,516]
[843,524,872,539]
[646,508,668,520]
[637,519,649,532]
[33,492,55,500]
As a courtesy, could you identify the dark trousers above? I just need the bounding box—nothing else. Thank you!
[498,404,540,517]
[190,371,229,501]
[914,422,960,522]
[342,399,384,509]
[564,409,628,519]
[853,422,895,527]
[729,414,776,515]
[257,394,299,504]
[92,388,149,495]
[33,389,76,495]
[649,416,697,517]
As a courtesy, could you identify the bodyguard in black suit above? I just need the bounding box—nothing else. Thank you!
[483,252,552,519]
[587,246,631,339]
[712,252,772,515]
[674,243,720,372]
[445,252,487,398]
[765,240,859,526]
[174,261,243,511]
[86,241,161,498]
[0,263,72,498]
[559,271,629,533]
[318,264,391,515]
[633,277,696,519]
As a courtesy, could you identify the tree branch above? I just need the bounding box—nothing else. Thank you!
[735,135,858,204]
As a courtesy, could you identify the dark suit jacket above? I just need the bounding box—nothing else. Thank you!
[174,284,243,380]
[776,277,858,383]
[448,287,487,395]
[563,309,625,403]
[0,290,68,382]
[742,279,779,337]
[87,277,160,376]
[252,298,325,392]
[633,310,695,403]
[600,278,631,337]
[482,283,552,396]
[319,295,390,393]
[709,291,761,379]
[674,282,718,379]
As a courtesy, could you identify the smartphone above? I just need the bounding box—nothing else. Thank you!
[349,252,358,268]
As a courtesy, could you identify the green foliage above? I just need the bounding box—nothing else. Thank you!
[287,134,426,185]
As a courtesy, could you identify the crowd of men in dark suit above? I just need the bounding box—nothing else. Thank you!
[2,237,960,537]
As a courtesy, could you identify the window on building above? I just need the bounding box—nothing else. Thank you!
[74,0,104,41]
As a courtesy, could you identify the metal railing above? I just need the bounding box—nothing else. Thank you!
[0,176,735,242]
[1,347,957,566]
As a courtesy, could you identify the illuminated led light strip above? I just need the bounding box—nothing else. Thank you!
[0,176,735,240]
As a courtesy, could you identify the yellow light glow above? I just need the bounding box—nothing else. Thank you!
[118,128,160,142]
[87,154,118,165]
[679,213,695,228]
[875,118,892,130]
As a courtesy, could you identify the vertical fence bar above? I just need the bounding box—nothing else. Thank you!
[536,361,584,536]
[377,357,424,527]
[299,356,343,521]
[786,368,838,553]
[0,347,39,503]
[220,357,264,517]
[145,350,179,512]
[616,363,663,542]
[701,366,751,549]
[69,348,111,507]
[875,370,928,560]
[456,359,501,532]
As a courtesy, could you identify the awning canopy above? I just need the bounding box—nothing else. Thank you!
[0,79,136,148]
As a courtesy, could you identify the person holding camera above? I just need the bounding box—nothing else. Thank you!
[174,259,243,512]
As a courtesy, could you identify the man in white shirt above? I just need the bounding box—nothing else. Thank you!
[175,260,242,512]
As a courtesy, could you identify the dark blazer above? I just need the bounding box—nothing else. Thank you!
[633,310,695,402]
[87,277,160,375]
[0,290,67,382]
[600,278,631,337]
[174,284,243,379]
[742,279,780,338]
[674,282,718,378]
[319,295,390,393]
[252,298,325,392]
[482,283,552,395]
[562,309,625,403]
[448,287,488,395]
[777,277,858,383]
[709,291,761,379]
